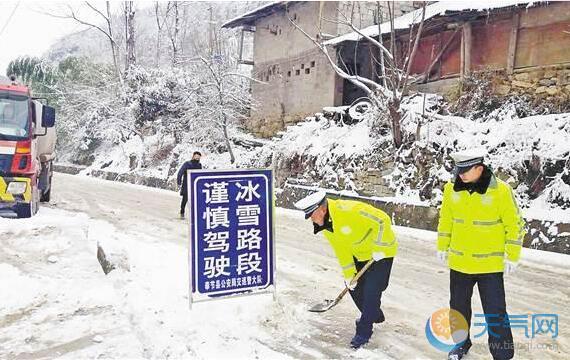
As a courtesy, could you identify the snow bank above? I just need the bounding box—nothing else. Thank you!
[0,264,42,315]
[406,112,570,176]
[273,117,372,159]
[0,207,304,358]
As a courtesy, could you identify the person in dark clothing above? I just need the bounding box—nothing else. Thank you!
[350,257,393,326]
[177,151,202,218]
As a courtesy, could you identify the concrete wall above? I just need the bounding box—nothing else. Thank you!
[247,1,420,137]
[276,183,570,255]
[249,2,339,137]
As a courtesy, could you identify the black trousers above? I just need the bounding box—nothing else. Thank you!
[349,257,393,338]
[180,191,188,215]
[450,270,514,360]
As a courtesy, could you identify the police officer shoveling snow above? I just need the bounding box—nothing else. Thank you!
[295,191,397,349]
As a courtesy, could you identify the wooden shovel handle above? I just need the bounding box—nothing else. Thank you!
[334,259,375,303]
[349,258,375,287]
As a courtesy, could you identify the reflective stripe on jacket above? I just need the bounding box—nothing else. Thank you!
[437,174,525,274]
[323,199,397,279]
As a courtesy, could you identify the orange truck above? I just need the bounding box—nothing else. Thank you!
[0,76,56,218]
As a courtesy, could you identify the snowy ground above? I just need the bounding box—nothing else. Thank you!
[0,173,569,359]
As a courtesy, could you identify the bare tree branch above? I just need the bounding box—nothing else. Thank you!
[223,72,268,85]
[40,2,122,82]
[84,1,107,21]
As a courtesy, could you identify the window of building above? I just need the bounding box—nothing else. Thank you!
[305,68,310,74]
[269,25,279,35]
[295,69,300,76]
[310,61,315,68]
[287,71,291,77]
[301,63,305,69]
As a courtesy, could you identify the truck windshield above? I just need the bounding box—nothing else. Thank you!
[0,93,29,140]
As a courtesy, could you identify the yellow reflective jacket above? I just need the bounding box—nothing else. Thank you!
[322,199,397,279]
[437,174,525,274]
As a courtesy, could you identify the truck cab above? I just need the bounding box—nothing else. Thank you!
[0,76,56,218]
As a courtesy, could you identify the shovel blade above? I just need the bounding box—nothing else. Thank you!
[308,299,337,313]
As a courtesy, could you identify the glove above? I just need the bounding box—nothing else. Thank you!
[504,260,518,276]
[344,279,357,291]
[372,252,385,261]
[437,251,448,264]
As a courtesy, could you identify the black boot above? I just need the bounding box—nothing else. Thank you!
[350,333,370,349]
[448,339,472,360]
[376,309,385,323]
[350,320,373,349]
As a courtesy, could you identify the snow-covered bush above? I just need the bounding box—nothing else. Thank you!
[126,66,193,127]
[49,52,253,179]
[53,57,130,164]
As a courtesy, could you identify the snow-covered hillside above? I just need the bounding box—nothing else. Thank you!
[46,2,261,68]
[65,92,570,223]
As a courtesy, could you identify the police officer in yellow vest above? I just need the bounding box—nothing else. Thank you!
[437,148,525,360]
[295,191,397,349]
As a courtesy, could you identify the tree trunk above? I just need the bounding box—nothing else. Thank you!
[170,1,180,67]
[376,2,386,87]
[221,114,235,164]
[105,1,122,83]
[388,99,402,148]
[124,1,136,73]
[154,2,162,68]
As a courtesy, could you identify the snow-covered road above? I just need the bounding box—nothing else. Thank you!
[1,173,568,359]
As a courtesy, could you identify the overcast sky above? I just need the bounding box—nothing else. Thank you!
[0,1,140,74]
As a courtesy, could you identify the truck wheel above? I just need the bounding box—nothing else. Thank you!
[19,186,40,218]
[17,202,33,218]
[40,166,52,203]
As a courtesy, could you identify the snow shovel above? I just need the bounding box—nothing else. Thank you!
[308,259,374,313]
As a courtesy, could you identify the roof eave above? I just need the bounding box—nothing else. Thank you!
[222,1,292,29]
[325,1,541,47]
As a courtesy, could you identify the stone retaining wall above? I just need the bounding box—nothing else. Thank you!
[354,167,395,197]
[277,183,570,255]
[497,65,570,98]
